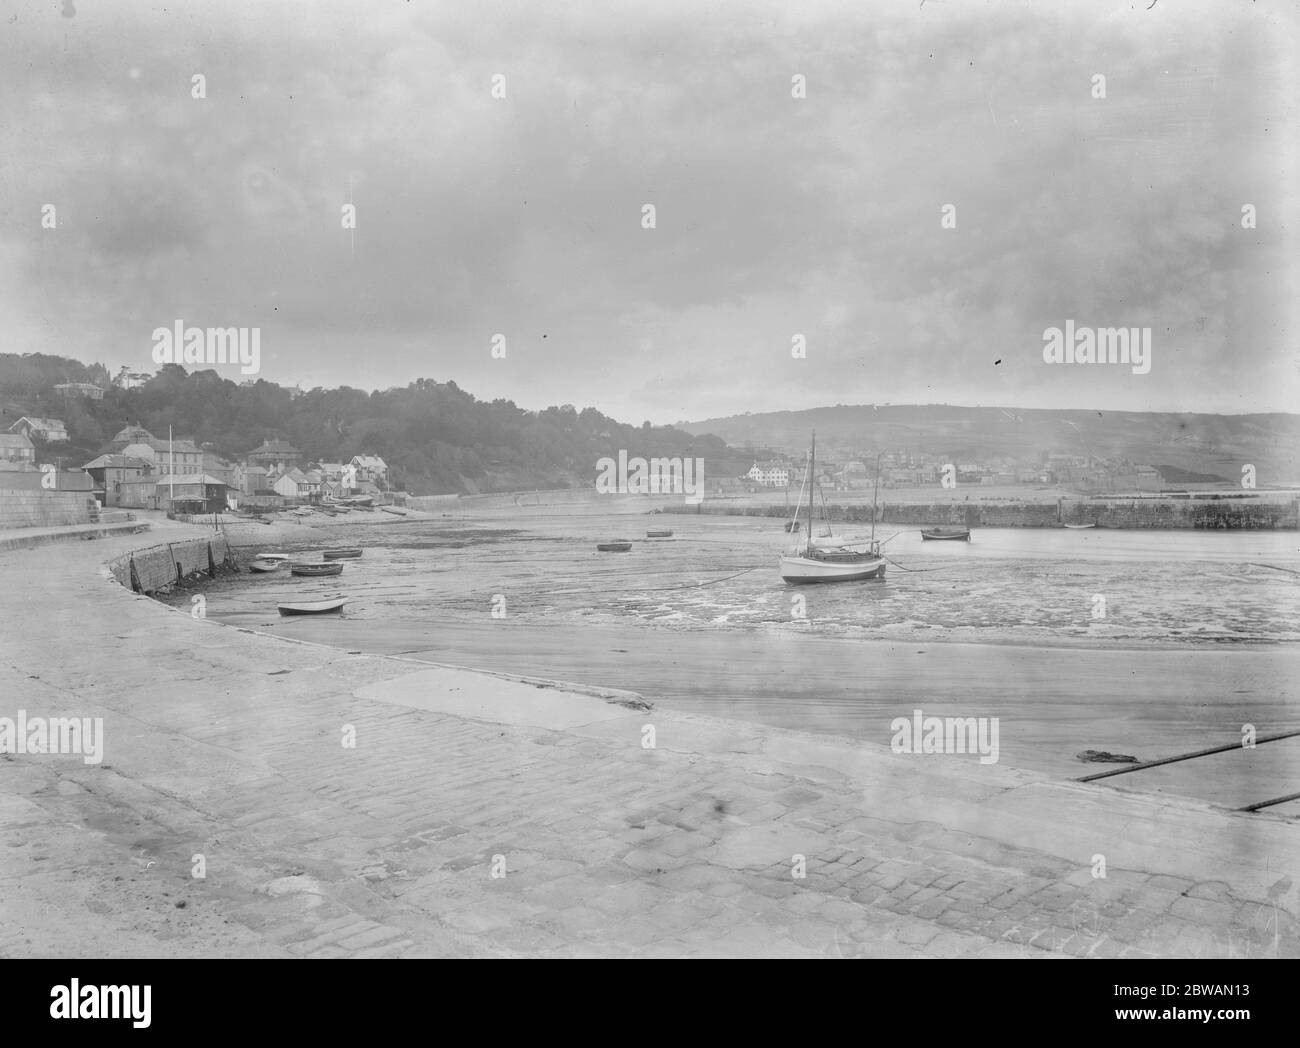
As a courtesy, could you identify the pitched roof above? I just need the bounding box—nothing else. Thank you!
[146,474,229,486]
[9,416,66,431]
[0,433,35,448]
[81,454,151,469]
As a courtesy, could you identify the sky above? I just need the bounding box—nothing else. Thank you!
[1,0,1297,424]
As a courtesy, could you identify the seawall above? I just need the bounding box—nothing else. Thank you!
[105,535,236,593]
[0,489,92,529]
[665,497,1300,529]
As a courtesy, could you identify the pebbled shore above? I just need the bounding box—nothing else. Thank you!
[0,522,1296,958]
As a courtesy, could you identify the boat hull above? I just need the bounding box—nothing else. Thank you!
[291,562,345,577]
[779,554,886,583]
[646,530,673,538]
[1063,523,1096,529]
[920,528,970,541]
[321,549,362,559]
[248,559,281,573]
[596,542,632,552]
[278,599,346,615]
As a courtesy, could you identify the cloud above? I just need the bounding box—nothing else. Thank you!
[0,0,1294,420]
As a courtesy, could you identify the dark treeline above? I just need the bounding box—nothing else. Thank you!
[0,354,745,494]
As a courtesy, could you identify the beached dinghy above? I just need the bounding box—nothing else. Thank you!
[290,561,345,577]
[596,541,633,552]
[277,598,346,616]
[1063,522,1097,529]
[321,548,363,559]
[780,431,886,584]
[920,526,971,541]
[646,529,673,538]
[249,558,282,573]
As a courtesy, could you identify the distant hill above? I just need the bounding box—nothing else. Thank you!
[0,354,751,495]
[681,404,1300,487]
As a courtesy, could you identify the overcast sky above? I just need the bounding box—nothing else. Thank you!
[1,0,1296,424]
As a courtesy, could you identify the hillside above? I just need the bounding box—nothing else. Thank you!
[681,405,1300,487]
[0,355,751,495]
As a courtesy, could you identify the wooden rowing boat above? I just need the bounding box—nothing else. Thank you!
[249,558,282,573]
[646,529,673,538]
[920,526,971,541]
[321,548,362,559]
[596,541,633,552]
[1063,522,1097,529]
[277,598,346,616]
[290,561,345,577]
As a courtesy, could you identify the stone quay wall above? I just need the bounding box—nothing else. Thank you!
[665,497,1300,529]
[0,489,93,529]
[106,535,235,594]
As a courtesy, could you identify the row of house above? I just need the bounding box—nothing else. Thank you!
[80,428,389,512]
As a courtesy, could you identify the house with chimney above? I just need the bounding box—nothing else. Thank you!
[247,438,302,473]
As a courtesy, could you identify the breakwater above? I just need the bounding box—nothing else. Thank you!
[664,497,1300,529]
[106,535,238,594]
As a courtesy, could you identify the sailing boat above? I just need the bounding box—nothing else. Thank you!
[779,431,887,583]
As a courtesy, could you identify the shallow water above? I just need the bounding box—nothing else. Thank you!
[210,513,1300,646]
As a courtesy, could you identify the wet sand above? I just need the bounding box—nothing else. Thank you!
[244,615,1300,809]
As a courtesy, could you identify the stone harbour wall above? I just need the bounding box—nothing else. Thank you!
[666,497,1300,529]
[0,489,93,529]
[106,536,235,593]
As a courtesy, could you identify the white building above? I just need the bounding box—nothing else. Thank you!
[746,462,791,487]
[349,454,388,484]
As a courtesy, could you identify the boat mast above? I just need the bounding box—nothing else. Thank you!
[807,429,815,555]
[871,453,880,545]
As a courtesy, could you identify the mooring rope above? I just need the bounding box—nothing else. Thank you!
[1251,562,1300,577]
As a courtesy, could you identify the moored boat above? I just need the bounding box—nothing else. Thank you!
[291,561,345,577]
[277,598,346,616]
[646,529,673,538]
[780,431,886,584]
[1063,522,1097,529]
[596,541,633,552]
[920,526,971,541]
[249,558,282,573]
[321,548,363,559]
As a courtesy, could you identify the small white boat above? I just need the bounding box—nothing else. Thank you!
[255,553,290,561]
[780,432,886,584]
[249,558,282,573]
[1063,522,1097,529]
[277,598,346,616]
[779,546,887,583]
